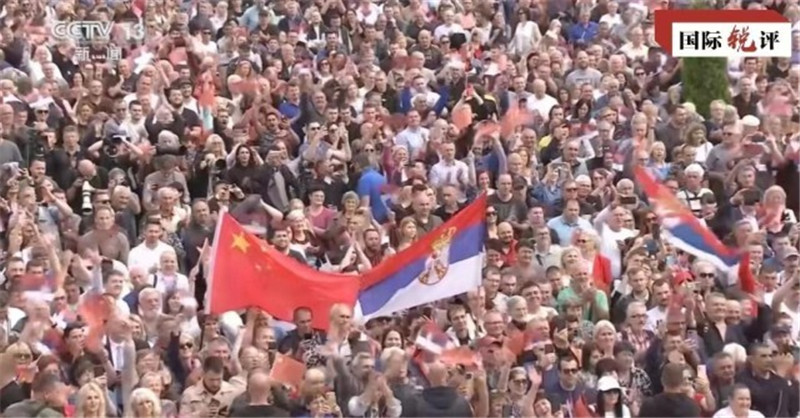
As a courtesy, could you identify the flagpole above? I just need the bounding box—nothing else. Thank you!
[204,208,226,314]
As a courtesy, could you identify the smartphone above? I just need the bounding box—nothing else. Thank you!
[697,364,707,378]
[645,240,658,255]
[465,83,474,96]
[652,223,661,241]
[620,195,637,205]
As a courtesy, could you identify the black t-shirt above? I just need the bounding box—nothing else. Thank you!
[638,393,701,418]
[235,404,290,417]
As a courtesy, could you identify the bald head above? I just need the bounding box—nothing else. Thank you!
[427,360,448,386]
[246,368,273,403]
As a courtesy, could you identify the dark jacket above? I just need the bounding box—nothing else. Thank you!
[638,392,700,418]
[736,368,800,418]
[697,304,771,356]
[402,386,473,417]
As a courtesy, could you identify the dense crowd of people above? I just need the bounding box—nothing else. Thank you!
[0,0,798,416]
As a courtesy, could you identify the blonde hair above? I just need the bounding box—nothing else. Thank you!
[764,185,787,203]
[76,382,107,418]
[593,320,617,339]
[124,388,162,418]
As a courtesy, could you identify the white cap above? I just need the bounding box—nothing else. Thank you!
[597,376,622,392]
[742,115,760,127]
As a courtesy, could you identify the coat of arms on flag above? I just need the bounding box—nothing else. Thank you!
[419,227,456,285]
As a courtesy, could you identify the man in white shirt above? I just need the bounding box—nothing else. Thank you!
[433,8,466,42]
[645,279,674,332]
[429,142,469,189]
[148,250,191,295]
[619,26,648,62]
[395,109,430,158]
[677,164,714,216]
[128,222,172,273]
[595,205,638,279]
[526,79,558,122]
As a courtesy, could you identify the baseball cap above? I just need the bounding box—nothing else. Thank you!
[742,115,760,128]
[784,248,799,260]
[597,376,622,392]
[478,336,504,348]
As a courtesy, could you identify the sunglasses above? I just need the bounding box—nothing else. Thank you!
[561,368,579,374]
[487,212,497,216]
[698,273,715,278]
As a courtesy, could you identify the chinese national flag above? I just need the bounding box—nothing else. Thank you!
[207,213,360,330]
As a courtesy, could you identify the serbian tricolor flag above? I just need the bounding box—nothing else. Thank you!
[415,322,456,355]
[206,213,360,330]
[355,195,487,321]
[634,167,741,271]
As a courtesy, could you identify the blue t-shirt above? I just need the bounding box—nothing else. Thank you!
[356,169,388,223]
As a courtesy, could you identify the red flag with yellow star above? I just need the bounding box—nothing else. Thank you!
[206,213,360,330]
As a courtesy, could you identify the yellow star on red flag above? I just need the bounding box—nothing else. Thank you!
[231,233,250,253]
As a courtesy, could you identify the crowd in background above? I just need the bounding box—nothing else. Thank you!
[0,0,798,416]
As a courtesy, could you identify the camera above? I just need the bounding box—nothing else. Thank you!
[210,158,227,183]
[103,134,126,157]
[81,181,95,215]
[25,131,47,160]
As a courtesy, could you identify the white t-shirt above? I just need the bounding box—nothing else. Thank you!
[128,241,173,273]
[645,306,668,332]
[599,224,637,279]
[712,406,764,418]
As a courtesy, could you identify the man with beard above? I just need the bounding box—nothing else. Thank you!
[270,226,306,264]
